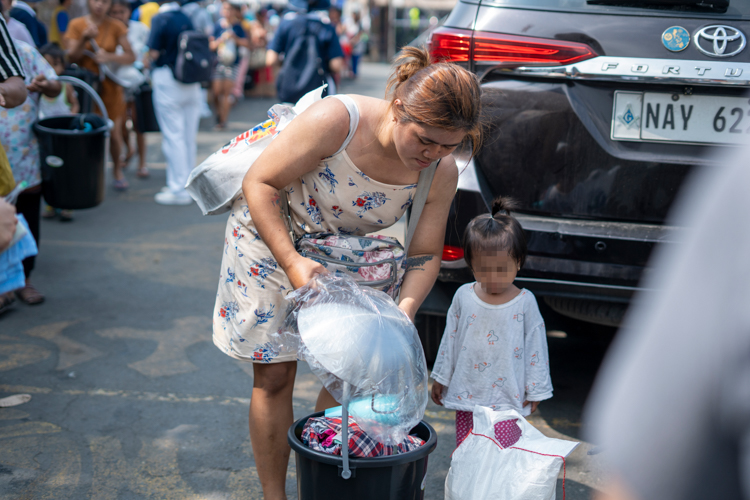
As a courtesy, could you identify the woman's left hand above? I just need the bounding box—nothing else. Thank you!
[94,49,111,64]
[26,74,49,93]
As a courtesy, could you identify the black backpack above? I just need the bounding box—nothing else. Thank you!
[174,30,213,84]
[277,16,329,103]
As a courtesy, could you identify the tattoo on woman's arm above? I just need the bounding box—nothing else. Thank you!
[405,255,434,272]
[272,192,285,219]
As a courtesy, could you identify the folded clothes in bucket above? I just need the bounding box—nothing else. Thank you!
[302,416,425,458]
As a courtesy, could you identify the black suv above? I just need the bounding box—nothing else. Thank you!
[415,0,750,361]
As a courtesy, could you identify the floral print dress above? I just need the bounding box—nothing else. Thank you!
[213,144,418,363]
[0,40,58,189]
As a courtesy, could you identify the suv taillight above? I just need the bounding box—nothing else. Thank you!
[429,27,597,67]
[429,27,473,62]
[442,245,465,261]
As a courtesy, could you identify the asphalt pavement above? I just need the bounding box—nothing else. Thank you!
[0,63,613,499]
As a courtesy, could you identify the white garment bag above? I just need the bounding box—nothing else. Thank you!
[445,406,579,500]
[184,86,326,215]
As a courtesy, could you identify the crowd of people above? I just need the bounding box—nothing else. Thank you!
[0,0,370,311]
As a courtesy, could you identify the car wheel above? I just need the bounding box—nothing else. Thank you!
[543,297,627,328]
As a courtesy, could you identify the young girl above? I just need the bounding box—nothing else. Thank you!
[39,43,80,120]
[430,197,553,446]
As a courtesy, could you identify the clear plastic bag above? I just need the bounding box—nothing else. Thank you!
[273,274,428,446]
[185,86,327,215]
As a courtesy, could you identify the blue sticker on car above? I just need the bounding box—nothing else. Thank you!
[662,26,690,52]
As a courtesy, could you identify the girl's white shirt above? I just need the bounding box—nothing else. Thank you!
[430,283,553,416]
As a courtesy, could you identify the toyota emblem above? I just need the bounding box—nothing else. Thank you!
[694,25,746,57]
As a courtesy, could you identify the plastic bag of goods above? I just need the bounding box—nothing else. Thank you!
[445,406,579,500]
[272,273,429,446]
[185,85,327,215]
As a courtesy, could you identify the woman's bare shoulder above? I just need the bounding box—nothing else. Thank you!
[430,155,459,198]
[345,94,388,117]
[437,155,459,182]
[298,97,351,135]
[66,16,86,32]
[278,98,350,158]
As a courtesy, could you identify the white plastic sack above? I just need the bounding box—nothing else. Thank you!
[445,406,579,500]
[272,274,429,446]
[185,85,327,215]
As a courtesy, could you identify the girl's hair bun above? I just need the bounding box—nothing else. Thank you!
[463,196,527,271]
[491,196,518,218]
[387,46,432,96]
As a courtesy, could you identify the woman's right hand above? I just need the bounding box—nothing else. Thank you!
[285,255,328,290]
[82,23,99,40]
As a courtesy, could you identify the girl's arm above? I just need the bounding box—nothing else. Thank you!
[242,98,350,289]
[430,298,461,404]
[66,84,80,114]
[523,298,554,405]
[398,157,458,321]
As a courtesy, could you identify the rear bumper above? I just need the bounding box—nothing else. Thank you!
[424,193,681,316]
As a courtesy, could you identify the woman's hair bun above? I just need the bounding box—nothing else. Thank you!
[386,46,432,96]
[491,196,518,217]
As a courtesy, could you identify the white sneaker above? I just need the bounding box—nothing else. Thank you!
[160,186,171,193]
[155,190,193,205]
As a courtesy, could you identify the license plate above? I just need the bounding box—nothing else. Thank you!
[612,91,750,145]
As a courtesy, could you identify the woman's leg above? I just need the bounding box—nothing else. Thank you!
[131,103,148,176]
[351,54,360,77]
[122,102,134,163]
[15,187,44,304]
[110,115,125,181]
[249,361,297,500]
[233,55,250,99]
[211,79,222,123]
[136,129,147,174]
[217,79,233,127]
[16,187,41,280]
[314,387,339,412]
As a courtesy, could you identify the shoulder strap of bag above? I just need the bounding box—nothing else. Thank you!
[404,160,439,256]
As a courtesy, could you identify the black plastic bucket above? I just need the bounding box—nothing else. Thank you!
[288,411,437,500]
[33,113,108,210]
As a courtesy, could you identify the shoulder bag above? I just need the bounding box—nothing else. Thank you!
[281,160,438,299]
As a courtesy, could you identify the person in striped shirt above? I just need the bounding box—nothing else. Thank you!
[0,16,26,108]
